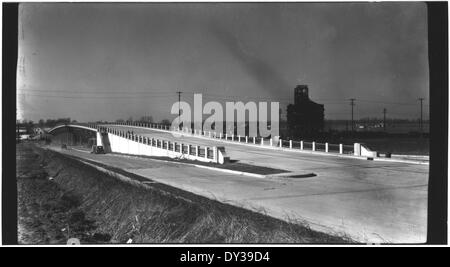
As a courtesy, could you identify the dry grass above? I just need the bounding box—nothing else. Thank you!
[19,143,354,244]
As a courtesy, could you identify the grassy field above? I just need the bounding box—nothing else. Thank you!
[17,142,352,244]
[345,137,429,155]
[311,136,429,155]
[17,144,111,244]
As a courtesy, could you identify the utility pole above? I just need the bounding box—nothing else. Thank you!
[418,98,424,134]
[349,98,355,133]
[176,91,182,129]
[383,108,387,132]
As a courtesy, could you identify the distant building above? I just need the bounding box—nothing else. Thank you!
[287,85,324,137]
[33,127,44,135]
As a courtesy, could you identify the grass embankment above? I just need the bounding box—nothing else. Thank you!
[17,143,352,244]
[17,144,111,244]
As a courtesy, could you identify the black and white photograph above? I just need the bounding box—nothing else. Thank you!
[2,1,448,248]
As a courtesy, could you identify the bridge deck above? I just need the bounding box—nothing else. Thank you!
[94,124,429,243]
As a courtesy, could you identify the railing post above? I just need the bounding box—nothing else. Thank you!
[279,139,282,148]
[225,133,228,140]
[238,135,241,142]
[300,141,304,150]
[289,140,292,149]
[261,138,264,146]
[204,147,208,159]
[245,136,248,143]
[196,145,200,157]
[187,144,191,155]
[270,138,273,146]
[339,144,343,154]
[232,134,234,141]
[213,147,217,163]
[219,133,222,139]
[312,142,316,151]
[325,143,329,153]
[173,142,176,152]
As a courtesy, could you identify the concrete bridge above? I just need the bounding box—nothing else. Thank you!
[46,122,429,243]
[47,123,226,164]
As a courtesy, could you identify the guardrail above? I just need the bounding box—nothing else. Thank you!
[174,126,357,156]
[83,123,223,164]
[85,122,381,158]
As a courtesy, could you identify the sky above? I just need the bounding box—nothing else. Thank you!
[17,2,429,123]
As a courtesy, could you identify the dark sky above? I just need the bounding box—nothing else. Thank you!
[17,2,429,122]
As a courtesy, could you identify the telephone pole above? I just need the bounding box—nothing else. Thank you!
[418,98,424,134]
[383,108,387,132]
[176,91,182,129]
[349,98,355,133]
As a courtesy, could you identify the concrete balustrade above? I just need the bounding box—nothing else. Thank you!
[102,128,221,164]
[86,122,363,159]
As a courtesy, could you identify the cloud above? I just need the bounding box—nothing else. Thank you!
[208,22,290,97]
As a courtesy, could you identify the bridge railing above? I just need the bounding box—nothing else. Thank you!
[170,127,360,156]
[86,123,220,163]
[87,121,385,158]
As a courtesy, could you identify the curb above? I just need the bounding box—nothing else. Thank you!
[373,157,429,165]
[106,152,270,179]
[193,164,267,179]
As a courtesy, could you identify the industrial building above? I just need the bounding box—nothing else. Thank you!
[287,85,325,137]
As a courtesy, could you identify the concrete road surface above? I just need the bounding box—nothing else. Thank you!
[73,125,429,243]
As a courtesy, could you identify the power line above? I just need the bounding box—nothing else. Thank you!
[17,93,180,99]
[17,89,430,106]
[17,88,176,95]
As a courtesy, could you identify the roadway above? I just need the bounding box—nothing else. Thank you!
[80,124,429,243]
